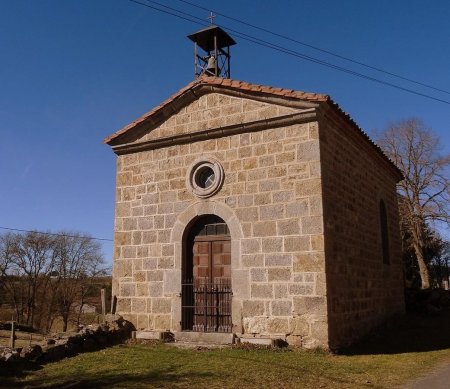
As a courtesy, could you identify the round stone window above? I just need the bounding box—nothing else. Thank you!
[196,166,216,189]
[187,157,224,198]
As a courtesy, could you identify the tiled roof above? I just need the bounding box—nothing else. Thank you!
[103,76,328,144]
[103,76,402,179]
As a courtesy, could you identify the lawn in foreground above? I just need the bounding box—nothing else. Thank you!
[3,310,450,389]
[2,342,449,389]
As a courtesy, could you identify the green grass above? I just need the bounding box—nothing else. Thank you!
[2,311,450,389]
[3,343,450,389]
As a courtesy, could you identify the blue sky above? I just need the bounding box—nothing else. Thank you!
[1,0,449,265]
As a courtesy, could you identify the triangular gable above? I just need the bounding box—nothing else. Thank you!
[104,77,326,146]
[122,92,310,146]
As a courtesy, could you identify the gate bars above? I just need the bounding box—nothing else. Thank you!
[181,278,232,333]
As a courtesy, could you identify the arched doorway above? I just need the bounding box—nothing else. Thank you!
[181,215,232,333]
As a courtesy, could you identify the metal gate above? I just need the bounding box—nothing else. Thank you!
[181,278,232,332]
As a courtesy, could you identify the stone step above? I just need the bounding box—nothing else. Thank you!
[239,337,273,346]
[238,337,287,347]
[133,331,172,341]
[173,331,235,345]
[166,342,230,349]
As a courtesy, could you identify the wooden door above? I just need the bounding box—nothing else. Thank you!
[192,236,231,332]
[193,237,231,281]
[181,219,232,332]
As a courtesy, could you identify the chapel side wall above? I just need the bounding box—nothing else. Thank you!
[112,97,328,347]
[319,117,405,350]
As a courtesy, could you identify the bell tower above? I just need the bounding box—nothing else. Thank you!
[187,24,236,78]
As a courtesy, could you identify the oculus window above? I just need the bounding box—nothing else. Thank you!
[187,157,224,198]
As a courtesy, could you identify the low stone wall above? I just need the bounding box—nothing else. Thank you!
[0,314,134,365]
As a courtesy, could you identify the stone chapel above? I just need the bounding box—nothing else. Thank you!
[104,75,405,349]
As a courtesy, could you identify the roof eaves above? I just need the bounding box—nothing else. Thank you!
[321,97,403,181]
[103,78,203,145]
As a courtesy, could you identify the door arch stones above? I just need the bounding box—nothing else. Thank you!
[170,201,246,332]
[181,215,231,332]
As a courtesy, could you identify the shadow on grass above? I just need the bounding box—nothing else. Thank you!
[2,310,450,387]
[1,367,217,389]
[0,343,130,388]
[0,360,42,389]
[343,310,450,355]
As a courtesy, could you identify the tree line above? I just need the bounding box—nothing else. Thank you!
[0,231,109,332]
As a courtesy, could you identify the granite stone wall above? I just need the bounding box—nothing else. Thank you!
[318,113,405,350]
[112,93,328,347]
[110,90,404,350]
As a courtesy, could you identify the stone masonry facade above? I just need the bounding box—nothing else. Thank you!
[319,112,404,349]
[106,77,404,349]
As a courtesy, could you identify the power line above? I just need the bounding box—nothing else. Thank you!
[0,227,113,242]
[176,0,450,96]
[228,31,450,105]
[129,0,208,26]
[128,0,450,105]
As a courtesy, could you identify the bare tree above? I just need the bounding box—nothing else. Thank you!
[0,232,57,325]
[377,119,450,289]
[1,231,108,331]
[0,234,15,306]
[12,232,56,326]
[53,232,105,332]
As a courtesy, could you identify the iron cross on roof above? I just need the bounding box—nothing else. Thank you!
[207,11,216,24]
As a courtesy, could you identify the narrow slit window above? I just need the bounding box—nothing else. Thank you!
[379,200,390,265]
